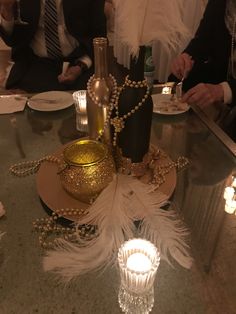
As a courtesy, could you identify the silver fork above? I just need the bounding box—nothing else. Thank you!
[176,73,186,99]
[176,78,184,99]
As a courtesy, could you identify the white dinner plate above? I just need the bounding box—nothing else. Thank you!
[27,91,73,112]
[152,93,190,115]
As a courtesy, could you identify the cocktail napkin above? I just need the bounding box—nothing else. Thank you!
[0,95,27,114]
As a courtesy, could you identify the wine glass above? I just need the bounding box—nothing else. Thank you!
[14,0,28,25]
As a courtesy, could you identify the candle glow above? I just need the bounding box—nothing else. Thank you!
[127,253,152,272]
[118,239,160,314]
[162,86,171,94]
[118,239,160,294]
[224,176,236,215]
[73,90,87,113]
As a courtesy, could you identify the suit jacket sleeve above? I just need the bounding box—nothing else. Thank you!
[183,0,236,107]
[184,0,226,62]
[63,0,107,62]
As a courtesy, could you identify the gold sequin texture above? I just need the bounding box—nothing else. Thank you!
[59,140,116,203]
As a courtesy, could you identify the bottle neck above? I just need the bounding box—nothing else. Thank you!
[93,39,109,79]
[129,46,145,81]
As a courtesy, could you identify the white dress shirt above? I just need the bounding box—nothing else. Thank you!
[0,0,92,68]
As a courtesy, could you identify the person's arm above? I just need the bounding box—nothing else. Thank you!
[0,0,15,36]
[184,0,224,61]
[59,0,106,84]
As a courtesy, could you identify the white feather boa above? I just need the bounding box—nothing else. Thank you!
[114,0,190,56]
[43,174,192,282]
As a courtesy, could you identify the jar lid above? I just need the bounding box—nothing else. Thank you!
[63,139,108,167]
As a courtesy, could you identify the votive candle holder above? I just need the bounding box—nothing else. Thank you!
[73,90,87,114]
[118,238,160,314]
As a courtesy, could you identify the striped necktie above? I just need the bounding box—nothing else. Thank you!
[44,0,62,59]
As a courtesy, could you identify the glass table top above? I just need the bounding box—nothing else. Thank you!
[0,100,236,313]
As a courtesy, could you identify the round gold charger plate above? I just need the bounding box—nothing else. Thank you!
[36,145,176,222]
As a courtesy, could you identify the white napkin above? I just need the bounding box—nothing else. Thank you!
[0,95,27,114]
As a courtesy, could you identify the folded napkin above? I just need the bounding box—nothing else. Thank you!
[0,95,27,114]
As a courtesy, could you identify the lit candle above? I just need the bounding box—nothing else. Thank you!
[73,90,87,114]
[118,239,159,294]
[225,199,236,214]
[224,186,235,200]
[78,115,88,126]
[162,86,171,94]
[118,239,160,314]
[127,252,152,272]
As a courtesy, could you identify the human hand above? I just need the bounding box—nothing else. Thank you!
[182,83,224,108]
[58,65,82,84]
[170,53,194,80]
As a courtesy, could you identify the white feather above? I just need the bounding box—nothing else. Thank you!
[114,0,191,56]
[128,179,193,268]
[43,174,192,282]
[43,174,137,281]
[0,201,6,218]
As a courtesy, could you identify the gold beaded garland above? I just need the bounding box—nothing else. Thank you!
[87,74,118,108]
[9,155,60,177]
[124,76,146,88]
[110,75,150,146]
[32,208,96,249]
[117,145,189,187]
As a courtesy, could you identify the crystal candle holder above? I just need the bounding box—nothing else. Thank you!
[73,90,88,132]
[118,238,160,314]
[73,90,87,114]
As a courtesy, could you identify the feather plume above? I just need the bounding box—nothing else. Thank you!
[44,174,138,281]
[0,201,6,218]
[0,232,5,240]
[114,0,191,56]
[128,179,193,268]
[43,174,192,282]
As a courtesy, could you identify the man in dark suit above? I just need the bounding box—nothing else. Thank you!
[170,0,236,110]
[0,0,106,92]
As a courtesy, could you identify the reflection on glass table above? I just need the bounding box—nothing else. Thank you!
[0,101,236,313]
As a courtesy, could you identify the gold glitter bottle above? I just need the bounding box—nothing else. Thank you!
[87,37,117,143]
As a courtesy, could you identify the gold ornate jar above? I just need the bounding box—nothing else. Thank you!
[58,139,115,203]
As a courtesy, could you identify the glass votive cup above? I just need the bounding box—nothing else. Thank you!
[73,90,89,132]
[73,90,87,114]
[118,238,160,295]
[118,239,160,314]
